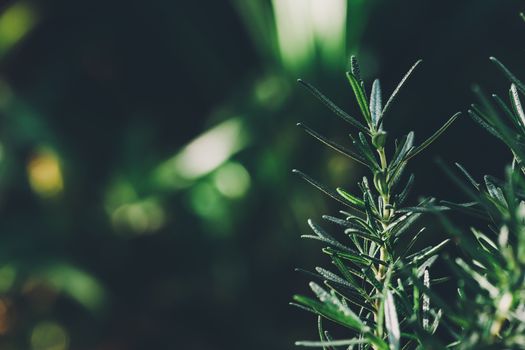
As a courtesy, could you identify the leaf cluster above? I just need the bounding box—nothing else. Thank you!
[292,56,459,350]
[430,56,525,350]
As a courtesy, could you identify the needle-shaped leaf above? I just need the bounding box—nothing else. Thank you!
[384,290,400,350]
[468,109,503,141]
[296,338,367,347]
[484,175,507,205]
[306,219,356,253]
[298,79,369,134]
[370,79,383,129]
[345,228,384,245]
[362,266,383,291]
[293,169,355,209]
[346,72,372,125]
[396,174,415,205]
[492,93,524,132]
[336,188,365,208]
[455,163,480,190]
[382,60,423,118]
[297,123,369,167]
[315,267,356,290]
[316,317,329,350]
[405,112,461,161]
[350,55,363,84]
[490,56,525,94]
[322,215,354,228]
[411,239,450,265]
[310,282,366,330]
[510,84,525,128]
[331,255,364,292]
[357,132,380,169]
[455,258,498,298]
[389,132,414,171]
[324,247,370,266]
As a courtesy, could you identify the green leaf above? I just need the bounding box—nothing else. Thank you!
[297,79,369,134]
[389,132,414,171]
[297,122,369,168]
[396,174,415,205]
[316,317,329,350]
[346,71,372,125]
[484,175,507,205]
[350,55,363,84]
[331,255,364,292]
[405,112,461,161]
[396,205,449,213]
[370,79,383,129]
[315,267,357,291]
[468,109,503,141]
[358,132,380,168]
[346,228,384,245]
[384,290,400,350]
[336,188,365,208]
[397,227,425,259]
[306,219,356,253]
[492,93,524,132]
[510,83,525,128]
[455,258,498,298]
[324,247,370,266]
[310,282,366,330]
[382,59,423,118]
[411,239,450,265]
[362,266,382,291]
[490,56,525,94]
[454,163,480,190]
[293,169,356,209]
[322,215,354,228]
[295,338,367,347]
[439,201,486,219]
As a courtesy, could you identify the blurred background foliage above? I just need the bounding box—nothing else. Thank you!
[0,0,521,349]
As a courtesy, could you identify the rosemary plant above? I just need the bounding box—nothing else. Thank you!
[434,55,525,349]
[292,56,460,350]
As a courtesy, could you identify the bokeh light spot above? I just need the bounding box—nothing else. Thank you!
[0,2,37,56]
[213,162,251,199]
[111,198,166,235]
[27,148,64,198]
[30,321,69,350]
[154,118,248,189]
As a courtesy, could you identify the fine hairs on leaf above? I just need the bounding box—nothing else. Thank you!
[293,56,459,350]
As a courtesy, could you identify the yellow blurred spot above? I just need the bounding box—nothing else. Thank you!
[111,198,166,235]
[30,321,69,350]
[214,162,251,199]
[154,118,248,189]
[0,265,16,293]
[0,2,37,56]
[27,149,64,197]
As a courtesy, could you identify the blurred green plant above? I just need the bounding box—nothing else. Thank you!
[292,56,460,349]
[429,49,525,349]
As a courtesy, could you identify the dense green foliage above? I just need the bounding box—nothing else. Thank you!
[292,18,525,350]
[293,57,459,349]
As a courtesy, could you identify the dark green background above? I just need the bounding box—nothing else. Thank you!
[0,0,522,349]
